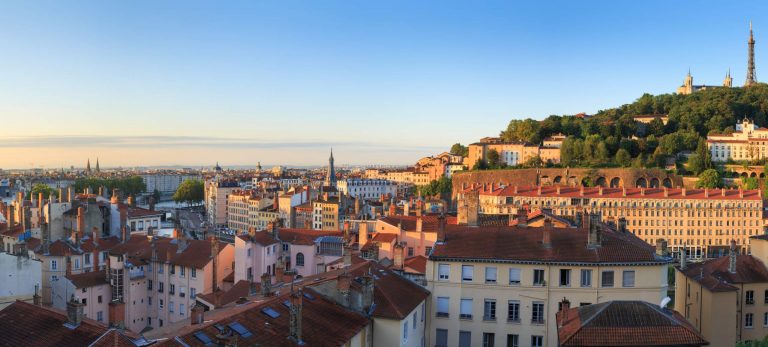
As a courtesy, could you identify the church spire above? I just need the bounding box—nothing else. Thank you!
[746,21,757,86]
[324,148,336,188]
[95,158,100,172]
[724,69,733,87]
[86,159,91,174]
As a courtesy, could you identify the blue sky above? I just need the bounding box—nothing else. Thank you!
[0,0,765,168]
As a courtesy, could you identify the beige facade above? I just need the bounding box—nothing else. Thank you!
[204,178,239,227]
[463,185,765,258]
[313,199,340,231]
[708,118,768,162]
[466,137,562,169]
[364,168,430,186]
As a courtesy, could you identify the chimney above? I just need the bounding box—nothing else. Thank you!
[388,202,396,217]
[729,240,738,274]
[558,297,571,326]
[598,186,603,196]
[416,217,423,232]
[343,244,352,268]
[542,218,552,248]
[67,187,73,202]
[127,195,135,207]
[65,294,84,328]
[176,229,187,253]
[579,186,584,197]
[618,217,627,233]
[260,273,272,296]
[92,227,100,246]
[289,290,304,344]
[394,243,405,269]
[7,204,14,227]
[517,209,527,228]
[98,186,104,197]
[38,192,44,213]
[77,206,86,241]
[655,239,668,257]
[680,244,687,270]
[111,189,119,204]
[740,188,744,198]
[556,186,561,194]
[343,221,350,242]
[537,186,542,195]
[663,187,668,197]
[640,188,645,196]
[214,326,238,347]
[108,301,126,329]
[148,196,156,211]
[681,187,686,197]
[191,304,205,325]
[437,213,446,243]
[587,213,601,248]
[66,255,73,277]
[722,188,726,197]
[513,185,518,194]
[622,187,626,197]
[337,273,351,307]
[361,274,374,313]
[704,188,709,198]
[403,201,410,216]
[121,225,129,244]
[58,187,64,202]
[359,222,369,246]
[210,236,219,292]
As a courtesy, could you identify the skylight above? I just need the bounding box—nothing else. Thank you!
[194,331,213,345]
[303,292,315,301]
[261,307,281,319]
[228,322,253,338]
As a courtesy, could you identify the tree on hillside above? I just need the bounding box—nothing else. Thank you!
[173,179,204,206]
[450,143,469,157]
[696,169,722,188]
[688,139,713,175]
[743,177,760,190]
[501,119,541,143]
[29,183,57,199]
[615,148,631,167]
[486,149,501,167]
[418,177,452,198]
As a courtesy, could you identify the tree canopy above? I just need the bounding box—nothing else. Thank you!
[418,177,451,198]
[173,179,205,206]
[449,143,469,157]
[74,176,146,197]
[29,183,58,199]
[695,169,722,188]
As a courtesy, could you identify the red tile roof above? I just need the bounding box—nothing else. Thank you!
[474,185,762,201]
[403,255,428,274]
[278,228,342,246]
[43,236,121,257]
[168,288,369,347]
[431,224,663,265]
[196,280,253,308]
[108,235,228,269]
[677,254,768,292]
[556,301,708,346]
[379,215,457,232]
[0,301,109,346]
[237,231,279,246]
[348,262,429,320]
[67,271,108,289]
[89,329,138,347]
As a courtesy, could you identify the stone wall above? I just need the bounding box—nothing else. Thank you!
[451,168,683,199]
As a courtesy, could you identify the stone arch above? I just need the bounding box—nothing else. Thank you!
[568,176,578,186]
[741,172,749,178]
[663,178,673,188]
[750,172,757,178]
[609,177,622,188]
[650,178,660,188]
[636,177,648,188]
[761,173,766,178]
[595,177,607,187]
[581,177,592,187]
[541,175,550,185]
[553,176,562,184]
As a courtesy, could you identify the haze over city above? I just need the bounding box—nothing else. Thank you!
[1,0,765,167]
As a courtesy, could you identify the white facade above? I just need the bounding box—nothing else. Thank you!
[0,253,41,308]
[141,174,200,194]
[337,179,397,201]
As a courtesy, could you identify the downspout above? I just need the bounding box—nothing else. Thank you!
[738,284,743,341]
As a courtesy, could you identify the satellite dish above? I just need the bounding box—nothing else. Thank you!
[660,297,671,308]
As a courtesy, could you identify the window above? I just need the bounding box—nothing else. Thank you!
[483,333,495,347]
[191,267,196,278]
[533,269,545,286]
[158,282,164,293]
[483,299,496,320]
[485,267,497,284]
[507,300,520,322]
[403,320,408,343]
[413,311,417,329]
[509,268,521,285]
[180,266,185,277]
[531,335,543,347]
[580,269,592,287]
[436,297,449,317]
[460,298,473,319]
[158,264,164,274]
[422,303,425,322]
[747,290,755,305]
[148,297,152,306]
[764,290,768,304]
[148,280,153,290]
[169,301,174,313]
[74,258,80,269]
[97,295,102,304]
[85,254,91,265]
[180,304,185,316]
[81,298,87,305]
[50,260,58,271]
[247,248,252,257]
[407,247,414,257]
[170,284,175,295]
[179,287,186,298]
[438,264,450,280]
[462,265,473,282]
[159,299,164,309]
[506,334,519,347]
[532,301,544,324]
[96,311,103,322]
[746,313,754,328]
[191,288,196,299]
[601,271,614,287]
[622,270,635,287]
[559,269,571,287]
[764,312,768,327]
[296,253,305,267]
[436,329,448,347]
[425,246,432,255]
[459,331,471,347]
[170,265,175,275]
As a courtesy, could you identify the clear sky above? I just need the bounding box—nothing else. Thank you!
[0,0,765,169]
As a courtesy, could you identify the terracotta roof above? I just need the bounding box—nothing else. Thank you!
[44,236,121,257]
[196,280,253,308]
[0,301,109,346]
[168,288,369,347]
[237,231,278,246]
[677,254,768,292]
[120,203,163,219]
[278,228,342,246]
[89,329,139,347]
[556,301,708,346]
[348,262,429,320]
[403,255,428,274]
[431,224,663,265]
[67,271,108,289]
[371,233,398,243]
[108,235,228,269]
[475,185,761,201]
[379,215,457,232]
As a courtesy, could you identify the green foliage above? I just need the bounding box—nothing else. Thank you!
[74,176,146,197]
[500,119,541,143]
[737,335,768,347]
[173,179,205,206]
[688,138,714,175]
[521,156,544,168]
[615,148,631,167]
[152,189,162,202]
[696,169,722,188]
[743,177,760,190]
[486,149,502,168]
[29,183,58,199]
[418,177,452,198]
[449,143,469,157]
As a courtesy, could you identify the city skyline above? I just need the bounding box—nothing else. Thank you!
[1,1,766,168]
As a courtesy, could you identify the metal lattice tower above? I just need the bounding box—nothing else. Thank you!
[746,21,757,86]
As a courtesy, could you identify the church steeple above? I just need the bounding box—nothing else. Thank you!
[324,149,336,188]
[86,159,91,174]
[724,69,733,87]
[746,21,757,86]
[95,158,100,172]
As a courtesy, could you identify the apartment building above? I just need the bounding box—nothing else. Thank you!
[460,185,765,258]
[105,234,234,333]
[313,197,341,231]
[415,152,466,181]
[337,178,397,201]
[466,136,562,168]
[225,189,280,232]
[427,214,669,347]
[675,236,768,346]
[365,168,431,186]
[708,117,768,162]
[204,178,239,227]
[141,173,200,194]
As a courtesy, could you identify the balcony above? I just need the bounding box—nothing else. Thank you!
[179,293,185,298]
[436,312,449,318]
[459,314,473,320]
[128,269,145,280]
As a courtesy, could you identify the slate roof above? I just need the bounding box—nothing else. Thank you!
[677,254,768,292]
[556,301,709,346]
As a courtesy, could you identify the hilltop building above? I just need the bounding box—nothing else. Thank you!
[708,117,768,162]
